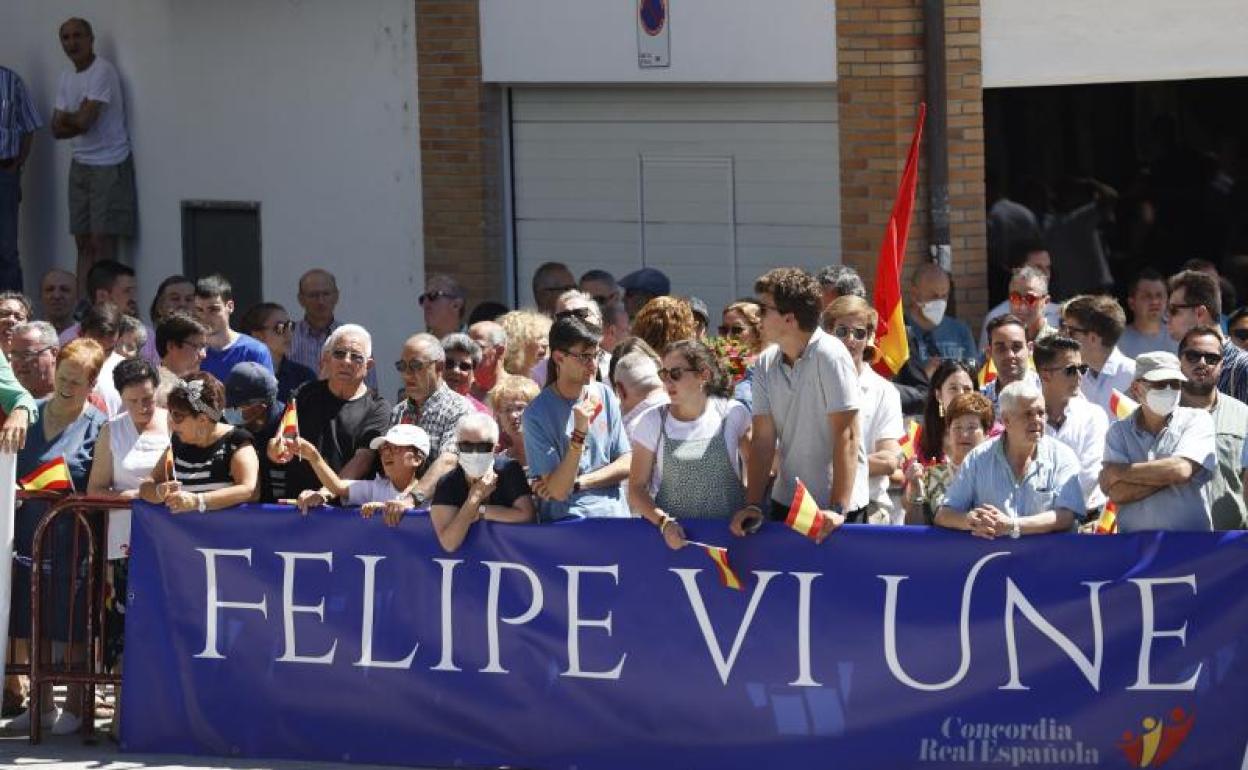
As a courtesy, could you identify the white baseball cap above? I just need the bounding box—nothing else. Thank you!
[369,423,431,456]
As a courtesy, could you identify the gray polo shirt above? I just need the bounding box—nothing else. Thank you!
[940,434,1085,524]
[1103,406,1215,532]
[753,328,868,511]
[1204,393,1248,530]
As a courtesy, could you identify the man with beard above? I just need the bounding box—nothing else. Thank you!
[980,314,1040,409]
[1178,326,1248,530]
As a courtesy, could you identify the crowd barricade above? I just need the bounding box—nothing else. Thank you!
[19,493,127,744]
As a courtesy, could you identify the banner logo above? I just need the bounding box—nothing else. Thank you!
[1117,708,1194,767]
[639,0,666,36]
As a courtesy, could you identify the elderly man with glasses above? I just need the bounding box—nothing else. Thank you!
[420,274,467,339]
[1177,325,1248,530]
[9,321,59,399]
[1100,351,1216,532]
[1034,334,1108,519]
[389,332,471,508]
[267,324,391,498]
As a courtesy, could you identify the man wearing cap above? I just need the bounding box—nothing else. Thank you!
[293,423,431,526]
[1100,351,1216,532]
[224,362,286,502]
[619,268,670,319]
[687,297,710,339]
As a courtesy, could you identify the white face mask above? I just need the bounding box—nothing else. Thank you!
[458,452,494,479]
[921,299,947,326]
[1145,386,1181,417]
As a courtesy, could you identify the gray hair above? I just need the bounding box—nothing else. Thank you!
[998,379,1044,417]
[12,320,58,348]
[556,289,603,327]
[815,265,867,299]
[469,321,506,349]
[614,352,662,391]
[404,332,444,363]
[441,332,482,366]
[456,411,499,445]
[119,314,148,347]
[323,323,372,358]
[1011,265,1050,293]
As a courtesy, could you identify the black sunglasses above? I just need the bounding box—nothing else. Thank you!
[1043,363,1090,377]
[395,359,435,373]
[555,307,592,321]
[458,441,494,453]
[658,366,700,382]
[419,290,456,305]
[331,348,367,365]
[446,360,475,372]
[1181,350,1223,366]
[831,325,870,341]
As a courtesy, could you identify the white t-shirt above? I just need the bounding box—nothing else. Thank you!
[858,367,905,507]
[631,397,750,496]
[55,56,130,165]
[95,351,125,418]
[343,475,407,506]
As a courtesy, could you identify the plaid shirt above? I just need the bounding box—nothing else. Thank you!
[289,316,378,388]
[0,67,43,161]
[1221,340,1248,405]
[390,381,470,458]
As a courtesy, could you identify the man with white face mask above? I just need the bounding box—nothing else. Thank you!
[1100,351,1216,532]
[431,413,535,551]
[904,262,977,379]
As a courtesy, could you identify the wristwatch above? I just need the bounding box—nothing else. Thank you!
[1010,517,1021,539]
[411,489,427,508]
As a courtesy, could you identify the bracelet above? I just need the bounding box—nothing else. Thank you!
[659,516,674,534]
[197,493,207,513]
[744,504,762,514]
[570,429,587,447]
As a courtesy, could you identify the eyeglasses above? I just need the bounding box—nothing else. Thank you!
[1009,292,1045,307]
[561,348,602,366]
[394,358,436,373]
[1181,350,1223,366]
[832,325,870,342]
[1042,363,1089,377]
[446,360,475,372]
[268,321,294,334]
[1167,303,1200,316]
[658,366,700,382]
[1233,329,1248,342]
[10,346,53,363]
[1145,381,1183,391]
[555,307,592,321]
[718,324,747,337]
[419,290,456,306]
[458,441,494,453]
[331,348,367,365]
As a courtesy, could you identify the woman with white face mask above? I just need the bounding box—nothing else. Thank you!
[430,412,535,552]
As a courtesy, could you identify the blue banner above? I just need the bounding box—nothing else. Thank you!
[122,502,1248,769]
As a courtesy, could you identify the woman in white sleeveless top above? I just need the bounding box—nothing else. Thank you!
[86,358,168,738]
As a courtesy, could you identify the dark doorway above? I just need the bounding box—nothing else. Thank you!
[984,77,1248,306]
[181,201,263,313]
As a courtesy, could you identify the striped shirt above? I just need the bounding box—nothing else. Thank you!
[289,317,377,389]
[172,427,254,494]
[0,67,43,161]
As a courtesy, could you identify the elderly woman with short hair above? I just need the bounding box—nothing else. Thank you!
[489,374,541,468]
[935,380,1084,538]
[441,332,491,414]
[431,413,534,552]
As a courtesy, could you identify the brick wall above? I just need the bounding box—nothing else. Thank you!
[416,0,505,309]
[835,0,988,326]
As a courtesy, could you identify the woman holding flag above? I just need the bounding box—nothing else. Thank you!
[10,338,107,734]
[628,340,751,548]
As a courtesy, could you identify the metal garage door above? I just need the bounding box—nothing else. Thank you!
[511,87,841,316]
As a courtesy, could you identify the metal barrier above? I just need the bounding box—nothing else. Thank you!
[18,493,128,744]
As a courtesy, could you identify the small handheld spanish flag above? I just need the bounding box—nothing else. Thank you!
[1094,501,1119,534]
[163,444,176,482]
[898,420,922,463]
[1109,388,1138,420]
[785,478,828,541]
[279,398,299,442]
[19,455,74,493]
[978,357,997,388]
[699,543,743,591]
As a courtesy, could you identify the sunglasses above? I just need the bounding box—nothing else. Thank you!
[458,441,494,453]
[1144,381,1182,391]
[1009,292,1045,307]
[832,325,870,341]
[419,290,456,305]
[1181,350,1223,366]
[446,360,475,372]
[555,307,592,321]
[718,324,747,337]
[331,348,367,365]
[658,366,700,382]
[395,358,435,373]
[1043,363,1089,377]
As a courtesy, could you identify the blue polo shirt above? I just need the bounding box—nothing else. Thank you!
[202,333,274,382]
[1104,407,1215,532]
[941,434,1085,524]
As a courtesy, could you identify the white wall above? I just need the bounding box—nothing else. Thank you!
[1,0,421,397]
[983,0,1248,88]
[480,0,836,83]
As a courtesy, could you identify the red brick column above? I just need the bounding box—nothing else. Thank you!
[416,0,504,307]
[836,0,987,325]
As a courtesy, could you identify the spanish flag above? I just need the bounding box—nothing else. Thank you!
[1094,502,1119,534]
[785,478,828,541]
[898,420,922,462]
[279,398,299,442]
[19,456,74,493]
[702,544,743,591]
[1109,389,1137,420]
[871,103,926,377]
[979,356,997,388]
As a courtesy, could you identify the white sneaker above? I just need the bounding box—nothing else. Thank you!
[50,710,81,735]
[6,707,58,731]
